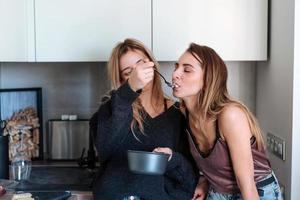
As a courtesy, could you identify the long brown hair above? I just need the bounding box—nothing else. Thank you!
[185,43,265,150]
[107,38,165,138]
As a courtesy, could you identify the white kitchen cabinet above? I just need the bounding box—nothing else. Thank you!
[153,0,268,61]
[35,0,151,62]
[0,0,35,61]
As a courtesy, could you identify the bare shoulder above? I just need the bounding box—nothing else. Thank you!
[218,104,251,139]
[219,104,246,123]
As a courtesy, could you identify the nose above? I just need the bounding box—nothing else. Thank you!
[172,68,182,81]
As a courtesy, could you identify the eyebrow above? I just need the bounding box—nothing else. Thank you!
[121,59,144,73]
[175,62,197,68]
[183,63,196,68]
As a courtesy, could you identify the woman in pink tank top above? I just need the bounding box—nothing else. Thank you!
[169,43,281,200]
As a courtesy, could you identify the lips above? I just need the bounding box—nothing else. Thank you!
[172,82,181,90]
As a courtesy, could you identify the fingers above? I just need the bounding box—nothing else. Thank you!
[192,192,199,200]
[193,186,206,200]
[153,147,170,153]
[134,61,154,77]
[137,59,154,69]
[192,194,203,200]
[153,147,173,161]
[137,64,154,83]
[127,59,155,91]
[137,69,153,84]
[153,147,167,154]
[153,147,161,153]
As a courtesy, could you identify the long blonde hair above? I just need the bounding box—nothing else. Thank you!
[184,43,265,150]
[107,38,165,136]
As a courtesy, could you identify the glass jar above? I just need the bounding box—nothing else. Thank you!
[10,125,32,181]
[10,153,31,181]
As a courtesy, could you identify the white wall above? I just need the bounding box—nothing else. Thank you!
[256,0,295,199]
[291,0,300,199]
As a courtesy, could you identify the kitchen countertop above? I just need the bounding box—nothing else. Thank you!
[19,166,95,191]
[1,190,93,200]
[1,163,96,199]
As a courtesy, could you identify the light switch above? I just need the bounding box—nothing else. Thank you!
[266,132,285,161]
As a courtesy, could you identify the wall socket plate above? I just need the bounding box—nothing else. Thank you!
[266,132,286,160]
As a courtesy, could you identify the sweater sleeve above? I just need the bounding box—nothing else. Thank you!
[92,82,140,164]
[164,113,198,199]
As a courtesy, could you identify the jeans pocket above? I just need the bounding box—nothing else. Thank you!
[258,182,281,200]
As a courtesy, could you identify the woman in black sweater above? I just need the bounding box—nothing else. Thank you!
[91,38,197,200]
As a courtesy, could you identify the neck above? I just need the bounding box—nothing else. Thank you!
[140,84,153,109]
[183,95,198,118]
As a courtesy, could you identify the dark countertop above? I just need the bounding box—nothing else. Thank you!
[0,162,97,199]
[2,162,96,199]
[16,166,96,191]
[1,190,92,200]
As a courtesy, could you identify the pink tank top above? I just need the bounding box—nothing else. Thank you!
[186,123,272,194]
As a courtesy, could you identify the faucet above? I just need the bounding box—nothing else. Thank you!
[77,124,97,169]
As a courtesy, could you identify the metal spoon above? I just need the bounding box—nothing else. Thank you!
[154,70,173,88]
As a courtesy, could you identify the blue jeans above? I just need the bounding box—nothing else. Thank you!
[206,172,282,200]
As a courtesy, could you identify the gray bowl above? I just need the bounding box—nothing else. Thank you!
[127,150,169,175]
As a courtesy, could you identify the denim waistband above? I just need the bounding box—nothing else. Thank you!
[256,173,275,188]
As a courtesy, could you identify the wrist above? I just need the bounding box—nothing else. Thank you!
[128,79,140,92]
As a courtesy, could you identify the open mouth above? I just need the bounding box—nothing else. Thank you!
[172,83,180,89]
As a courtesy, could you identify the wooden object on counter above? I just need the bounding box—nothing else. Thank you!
[12,193,33,200]
[3,107,40,160]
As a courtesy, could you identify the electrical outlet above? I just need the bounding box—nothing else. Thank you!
[266,132,285,160]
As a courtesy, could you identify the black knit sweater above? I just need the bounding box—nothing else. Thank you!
[91,82,197,200]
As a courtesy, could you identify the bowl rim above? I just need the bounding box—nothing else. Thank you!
[127,150,169,157]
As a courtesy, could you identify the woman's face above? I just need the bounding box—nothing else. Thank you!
[119,49,147,83]
[172,52,204,100]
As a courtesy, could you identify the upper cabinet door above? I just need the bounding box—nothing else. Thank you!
[0,0,35,61]
[153,0,268,61]
[35,0,151,62]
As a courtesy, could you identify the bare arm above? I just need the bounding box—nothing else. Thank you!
[219,105,259,200]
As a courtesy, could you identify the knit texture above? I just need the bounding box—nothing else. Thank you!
[91,82,197,200]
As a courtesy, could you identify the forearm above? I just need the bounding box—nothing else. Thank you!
[241,189,259,200]
[237,179,259,200]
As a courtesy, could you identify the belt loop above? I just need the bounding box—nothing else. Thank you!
[257,189,264,196]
